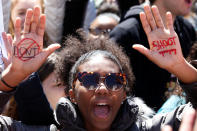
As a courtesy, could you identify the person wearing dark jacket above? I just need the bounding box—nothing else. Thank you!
[116,0,140,20]
[110,0,196,110]
[0,33,64,126]
[0,91,13,113]
[14,72,57,125]
[61,0,89,43]
[0,5,197,131]
[44,0,90,44]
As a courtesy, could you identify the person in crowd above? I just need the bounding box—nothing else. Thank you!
[156,42,197,114]
[99,0,141,19]
[44,0,140,44]
[133,5,197,131]
[12,53,66,125]
[0,0,62,125]
[116,0,140,19]
[0,5,60,130]
[97,1,120,16]
[1,1,117,125]
[44,0,66,43]
[110,0,196,110]
[162,108,197,131]
[44,0,91,44]
[8,0,52,47]
[9,0,43,36]
[38,53,66,111]
[185,0,197,34]
[0,28,65,126]
[83,0,97,32]
[0,32,13,114]
[0,4,197,131]
[0,2,62,123]
[89,2,120,38]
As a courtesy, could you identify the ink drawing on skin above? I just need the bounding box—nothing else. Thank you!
[14,38,40,61]
[152,37,177,56]
[0,0,8,68]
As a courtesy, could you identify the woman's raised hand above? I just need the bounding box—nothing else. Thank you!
[133,5,184,72]
[10,6,60,77]
[0,32,13,73]
[0,6,60,91]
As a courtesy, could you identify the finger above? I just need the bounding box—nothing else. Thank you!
[6,34,13,58]
[132,44,153,59]
[42,44,61,57]
[161,125,173,131]
[166,12,174,32]
[14,17,21,42]
[30,6,41,33]
[29,44,60,74]
[193,113,197,131]
[37,44,61,65]
[23,9,33,34]
[179,108,196,131]
[7,34,13,46]
[2,32,11,58]
[2,57,10,69]
[140,12,151,35]
[151,5,164,29]
[37,14,46,37]
[2,32,9,49]
[144,5,157,30]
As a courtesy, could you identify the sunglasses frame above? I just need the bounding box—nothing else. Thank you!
[75,72,127,91]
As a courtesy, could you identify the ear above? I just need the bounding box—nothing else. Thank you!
[69,89,76,103]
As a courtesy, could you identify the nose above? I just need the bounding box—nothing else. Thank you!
[95,83,109,95]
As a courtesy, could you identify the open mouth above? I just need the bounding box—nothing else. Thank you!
[94,103,111,119]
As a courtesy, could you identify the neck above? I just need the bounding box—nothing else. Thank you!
[153,1,176,26]
[87,129,109,131]
[86,123,110,131]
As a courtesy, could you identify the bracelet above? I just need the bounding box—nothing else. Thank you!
[0,73,16,89]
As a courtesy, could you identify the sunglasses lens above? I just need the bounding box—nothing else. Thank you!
[105,74,124,91]
[79,73,99,90]
[78,72,126,91]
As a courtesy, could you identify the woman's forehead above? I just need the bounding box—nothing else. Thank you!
[78,55,120,73]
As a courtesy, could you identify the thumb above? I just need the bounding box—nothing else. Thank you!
[42,43,61,58]
[132,44,151,58]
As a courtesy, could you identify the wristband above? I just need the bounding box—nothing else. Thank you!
[0,73,16,89]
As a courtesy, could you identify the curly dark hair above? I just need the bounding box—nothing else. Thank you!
[56,30,135,95]
[187,42,197,68]
[187,42,197,61]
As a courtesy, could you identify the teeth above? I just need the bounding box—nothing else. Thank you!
[97,103,107,106]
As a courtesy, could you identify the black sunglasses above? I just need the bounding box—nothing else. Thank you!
[76,72,127,91]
